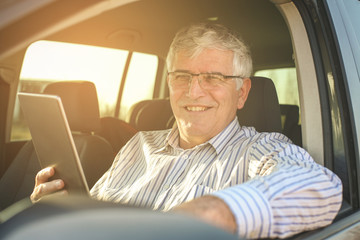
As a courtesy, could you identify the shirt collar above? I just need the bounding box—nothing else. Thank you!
[208,117,241,154]
[153,124,180,154]
[157,117,241,154]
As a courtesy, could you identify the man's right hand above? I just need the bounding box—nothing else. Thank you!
[30,167,66,203]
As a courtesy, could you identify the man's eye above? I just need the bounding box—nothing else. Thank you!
[175,74,190,81]
[203,74,223,83]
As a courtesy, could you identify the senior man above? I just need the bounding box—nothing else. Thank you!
[31,23,342,239]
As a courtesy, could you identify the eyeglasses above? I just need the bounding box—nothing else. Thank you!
[167,71,243,90]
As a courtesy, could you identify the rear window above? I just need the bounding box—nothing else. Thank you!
[12,40,158,141]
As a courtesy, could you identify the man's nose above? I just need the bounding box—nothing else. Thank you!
[187,77,206,98]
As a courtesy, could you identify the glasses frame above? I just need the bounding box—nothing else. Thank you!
[167,71,243,90]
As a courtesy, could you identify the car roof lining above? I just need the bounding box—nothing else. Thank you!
[0,0,294,71]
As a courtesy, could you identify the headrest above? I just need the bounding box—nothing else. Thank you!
[237,76,282,133]
[127,98,174,131]
[43,81,101,133]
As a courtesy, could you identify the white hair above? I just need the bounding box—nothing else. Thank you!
[166,23,253,88]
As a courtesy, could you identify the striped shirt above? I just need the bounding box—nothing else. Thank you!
[91,117,342,239]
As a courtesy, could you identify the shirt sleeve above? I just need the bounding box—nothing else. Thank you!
[213,134,343,239]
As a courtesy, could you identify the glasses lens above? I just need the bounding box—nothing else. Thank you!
[169,72,191,88]
[200,73,225,89]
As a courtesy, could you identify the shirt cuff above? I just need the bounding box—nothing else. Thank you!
[212,183,273,239]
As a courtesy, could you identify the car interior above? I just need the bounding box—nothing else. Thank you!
[0,0,355,237]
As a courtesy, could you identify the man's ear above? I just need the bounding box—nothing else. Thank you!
[237,78,251,109]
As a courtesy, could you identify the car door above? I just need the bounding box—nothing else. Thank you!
[320,0,360,237]
[284,0,360,238]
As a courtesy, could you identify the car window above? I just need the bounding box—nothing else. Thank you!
[11,40,158,141]
[325,0,360,209]
[254,67,299,107]
[326,0,360,144]
[254,67,300,132]
[329,0,360,71]
[118,52,158,120]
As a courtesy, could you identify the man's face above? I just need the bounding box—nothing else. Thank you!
[168,48,250,149]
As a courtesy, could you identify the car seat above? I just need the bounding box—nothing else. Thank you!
[43,81,115,187]
[127,76,282,133]
[97,116,138,153]
[0,81,114,210]
[126,98,175,131]
[237,76,282,133]
[280,104,302,146]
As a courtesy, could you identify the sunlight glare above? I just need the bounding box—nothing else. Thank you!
[20,40,129,116]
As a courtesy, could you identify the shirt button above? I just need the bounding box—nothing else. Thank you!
[183,154,188,159]
[164,184,170,190]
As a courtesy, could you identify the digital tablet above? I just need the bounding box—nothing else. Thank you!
[18,92,89,195]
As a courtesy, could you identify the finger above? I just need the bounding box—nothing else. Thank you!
[35,167,55,186]
[31,179,65,202]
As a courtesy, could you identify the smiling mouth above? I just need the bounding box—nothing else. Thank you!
[185,106,209,112]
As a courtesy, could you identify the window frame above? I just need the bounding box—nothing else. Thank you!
[292,0,359,217]
[276,1,324,164]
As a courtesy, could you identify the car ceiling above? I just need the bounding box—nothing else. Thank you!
[0,0,294,71]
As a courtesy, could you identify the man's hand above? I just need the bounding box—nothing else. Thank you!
[172,195,237,234]
[30,167,66,203]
